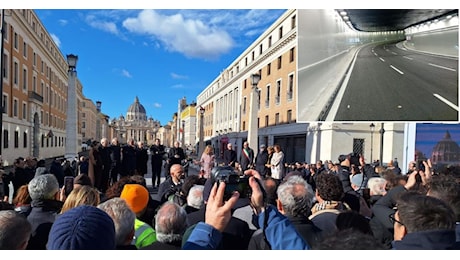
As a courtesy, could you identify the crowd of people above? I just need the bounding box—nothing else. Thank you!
[0,138,459,250]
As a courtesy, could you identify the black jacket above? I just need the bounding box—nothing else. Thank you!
[255,150,269,176]
[26,199,63,250]
[168,147,186,166]
[223,149,237,167]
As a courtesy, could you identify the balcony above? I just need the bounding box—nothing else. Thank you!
[28,91,44,104]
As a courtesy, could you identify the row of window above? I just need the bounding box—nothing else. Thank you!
[241,109,294,131]
[2,129,65,149]
[3,53,67,112]
[201,13,296,102]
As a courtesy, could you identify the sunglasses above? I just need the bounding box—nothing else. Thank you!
[389,212,404,226]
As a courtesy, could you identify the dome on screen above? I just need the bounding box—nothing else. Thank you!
[431,131,460,165]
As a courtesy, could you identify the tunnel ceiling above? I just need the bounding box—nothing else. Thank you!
[340,9,458,32]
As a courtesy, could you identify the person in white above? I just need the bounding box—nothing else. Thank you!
[270,144,285,181]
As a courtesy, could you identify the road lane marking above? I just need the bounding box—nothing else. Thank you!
[433,94,459,111]
[390,65,404,74]
[403,56,413,60]
[428,63,456,72]
[379,58,385,62]
[391,52,397,55]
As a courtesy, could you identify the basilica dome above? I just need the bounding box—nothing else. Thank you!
[127,96,147,121]
[431,130,460,165]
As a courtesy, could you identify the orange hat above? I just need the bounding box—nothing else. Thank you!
[120,184,149,214]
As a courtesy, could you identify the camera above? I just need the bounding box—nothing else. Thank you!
[212,166,252,200]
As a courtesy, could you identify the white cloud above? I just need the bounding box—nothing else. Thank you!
[121,69,132,78]
[58,19,68,26]
[171,73,188,79]
[85,14,119,35]
[122,10,234,60]
[50,34,61,48]
[153,103,162,108]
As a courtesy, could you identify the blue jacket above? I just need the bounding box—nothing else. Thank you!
[392,229,460,250]
[183,205,310,250]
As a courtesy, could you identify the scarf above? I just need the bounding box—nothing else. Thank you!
[311,200,350,215]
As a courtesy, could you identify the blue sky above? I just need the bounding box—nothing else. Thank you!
[34,9,286,125]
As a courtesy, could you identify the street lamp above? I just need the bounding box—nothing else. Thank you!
[369,123,375,163]
[198,106,205,157]
[248,73,261,151]
[181,120,185,149]
[65,54,78,161]
[379,123,385,165]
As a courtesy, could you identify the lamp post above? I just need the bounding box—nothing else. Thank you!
[181,120,185,150]
[198,106,205,157]
[65,54,78,161]
[369,123,375,163]
[247,73,260,151]
[379,123,385,165]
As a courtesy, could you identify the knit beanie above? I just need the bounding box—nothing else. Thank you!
[47,205,116,250]
[120,184,149,214]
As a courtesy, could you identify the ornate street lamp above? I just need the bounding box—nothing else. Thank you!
[198,106,205,157]
[65,54,78,161]
[369,123,375,163]
[379,123,385,165]
[248,73,261,150]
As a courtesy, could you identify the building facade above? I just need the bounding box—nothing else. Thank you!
[0,9,86,165]
[195,9,406,165]
[109,96,161,146]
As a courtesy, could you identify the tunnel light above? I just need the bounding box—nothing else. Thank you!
[340,11,347,16]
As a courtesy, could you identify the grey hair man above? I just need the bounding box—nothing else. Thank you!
[141,201,187,250]
[248,175,323,249]
[98,197,137,249]
[186,185,204,211]
[26,174,63,249]
[0,210,32,249]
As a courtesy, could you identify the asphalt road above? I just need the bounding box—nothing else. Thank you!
[331,41,458,121]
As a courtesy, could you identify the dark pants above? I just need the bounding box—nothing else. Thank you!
[152,159,163,186]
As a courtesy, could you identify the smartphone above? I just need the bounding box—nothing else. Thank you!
[64,176,74,196]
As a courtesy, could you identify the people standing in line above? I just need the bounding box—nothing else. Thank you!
[255,144,269,178]
[99,138,112,193]
[270,144,285,181]
[135,141,148,177]
[199,145,215,179]
[167,141,186,175]
[223,143,237,168]
[109,138,122,186]
[150,138,165,188]
[239,141,255,171]
[265,146,275,177]
[88,140,102,188]
[121,138,137,177]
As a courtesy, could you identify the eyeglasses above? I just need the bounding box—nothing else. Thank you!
[389,212,404,226]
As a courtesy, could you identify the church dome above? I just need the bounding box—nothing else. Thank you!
[431,131,460,165]
[126,96,147,121]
